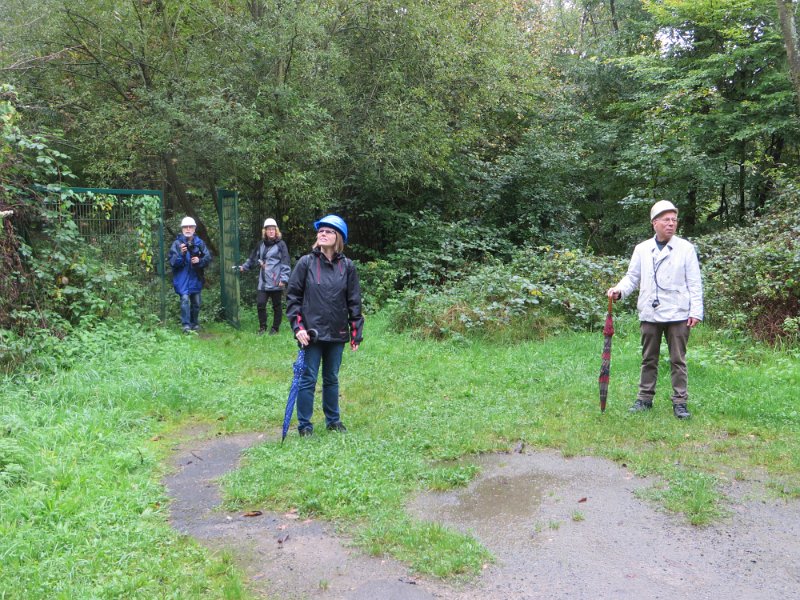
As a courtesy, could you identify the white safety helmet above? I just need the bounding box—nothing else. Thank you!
[263,218,278,228]
[180,216,197,227]
[650,200,678,221]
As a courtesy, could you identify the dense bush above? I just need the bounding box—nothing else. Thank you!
[1,86,163,371]
[386,246,629,340]
[696,197,800,344]
[358,211,516,311]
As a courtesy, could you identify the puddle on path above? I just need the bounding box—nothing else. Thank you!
[414,463,561,547]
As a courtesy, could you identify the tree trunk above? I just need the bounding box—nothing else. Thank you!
[777,0,800,113]
[754,133,784,214]
[162,151,218,256]
[707,182,728,222]
[684,187,697,233]
[738,142,747,223]
[609,0,619,34]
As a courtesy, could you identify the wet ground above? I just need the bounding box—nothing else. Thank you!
[163,431,800,599]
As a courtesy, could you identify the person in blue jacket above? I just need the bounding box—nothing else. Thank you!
[286,214,364,436]
[239,218,291,335]
[169,216,212,333]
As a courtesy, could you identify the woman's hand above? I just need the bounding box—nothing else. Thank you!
[295,329,310,347]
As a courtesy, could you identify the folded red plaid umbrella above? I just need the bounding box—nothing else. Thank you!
[598,297,614,413]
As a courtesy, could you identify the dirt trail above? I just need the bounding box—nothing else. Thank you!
[163,432,800,599]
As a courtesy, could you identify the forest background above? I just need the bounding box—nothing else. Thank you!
[1,0,800,346]
[2,0,800,351]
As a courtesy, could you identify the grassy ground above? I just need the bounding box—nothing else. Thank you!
[1,311,798,596]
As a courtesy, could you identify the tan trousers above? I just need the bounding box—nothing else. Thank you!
[638,321,691,404]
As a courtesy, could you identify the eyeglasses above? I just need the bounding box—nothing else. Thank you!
[657,218,678,224]
[317,228,337,236]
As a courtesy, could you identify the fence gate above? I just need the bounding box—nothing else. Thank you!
[57,187,167,322]
[217,189,241,328]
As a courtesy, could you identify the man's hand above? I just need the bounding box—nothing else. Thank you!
[606,287,621,301]
[687,318,700,328]
[191,256,200,265]
[180,243,188,254]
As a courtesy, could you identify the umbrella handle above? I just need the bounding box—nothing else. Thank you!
[608,296,613,313]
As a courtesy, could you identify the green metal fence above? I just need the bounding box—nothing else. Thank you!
[52,187,167,321]
[217,189,241,328]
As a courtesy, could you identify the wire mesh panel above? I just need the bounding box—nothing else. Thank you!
[217,189,241,328]
[55,188,166,321]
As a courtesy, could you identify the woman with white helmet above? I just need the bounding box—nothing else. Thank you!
[239,218,291,335]
[286,214,364,436]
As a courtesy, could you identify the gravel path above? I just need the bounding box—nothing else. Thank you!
[163,432,800,599]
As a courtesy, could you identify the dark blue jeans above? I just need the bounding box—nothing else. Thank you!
[296,341,345,432]
[180,293,201,328]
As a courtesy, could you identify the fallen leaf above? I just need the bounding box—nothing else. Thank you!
[277,524,288,530]
[150,435,162,441]
[578,497,587,503]
[301,519,313,524]
[277,534,289,544]
[243,510,263,518]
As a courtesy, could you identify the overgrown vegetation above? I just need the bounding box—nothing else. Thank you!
[696,191,800,344]
[385,245,628,340]
[1,87,165,372]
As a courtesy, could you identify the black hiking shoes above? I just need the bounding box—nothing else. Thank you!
[298,427,313,437]
[673,403,691,419]
[326,422,347,433]
[629,399,653,413]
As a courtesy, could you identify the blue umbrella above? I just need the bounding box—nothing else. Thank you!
[281,329,317,442]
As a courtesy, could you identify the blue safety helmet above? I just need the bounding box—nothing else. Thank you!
[314,214,348,244]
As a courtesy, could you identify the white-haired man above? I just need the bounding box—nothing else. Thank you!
[607,201,704,419]
[169,216,212,332]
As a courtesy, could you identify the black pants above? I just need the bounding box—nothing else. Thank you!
[257,290,283,332]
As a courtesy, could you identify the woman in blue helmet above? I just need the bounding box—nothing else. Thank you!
[286,214,364,436]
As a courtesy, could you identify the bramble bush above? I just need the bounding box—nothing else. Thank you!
[358,211,516,311]
[696,196,800,345]
[1,86,161,372]
[386,246,629,340]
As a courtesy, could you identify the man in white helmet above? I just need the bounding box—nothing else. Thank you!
[169,216,212,333]
[607,200,703,419]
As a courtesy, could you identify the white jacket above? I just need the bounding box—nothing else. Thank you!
[616,235,704,323]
